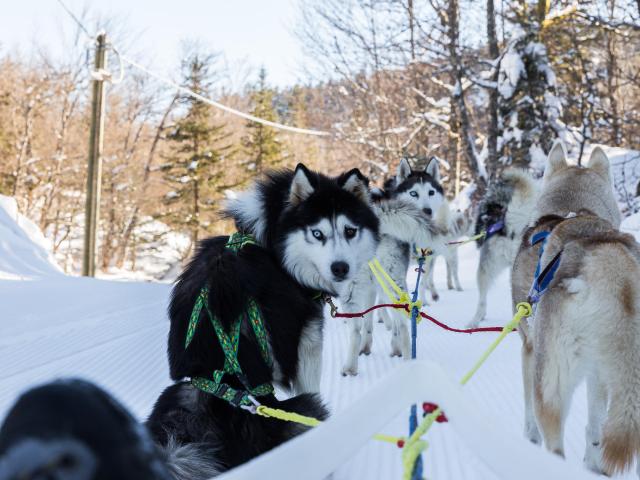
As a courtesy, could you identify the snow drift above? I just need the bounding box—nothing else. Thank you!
[0,195,61,279]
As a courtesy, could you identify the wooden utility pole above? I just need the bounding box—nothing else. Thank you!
[83,33,108,277]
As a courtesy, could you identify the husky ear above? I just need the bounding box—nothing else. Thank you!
[543,141,568,182]
[340,168,371,203]
[587,147,611,182]
[289,164,315,206]
[425,157,441,182]
[397,158,412,183]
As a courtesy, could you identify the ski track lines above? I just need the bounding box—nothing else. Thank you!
[0,279,172,421]
[0,243,636,479]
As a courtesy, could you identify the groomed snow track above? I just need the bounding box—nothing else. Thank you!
[1,235,637,478]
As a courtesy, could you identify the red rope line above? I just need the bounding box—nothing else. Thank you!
[333,303,512,333]
[333,303,404,318]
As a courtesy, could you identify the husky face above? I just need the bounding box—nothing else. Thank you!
[536,142,621,228]
[280,165,379,295]
[226,164,380,297]
[392,157,445,219]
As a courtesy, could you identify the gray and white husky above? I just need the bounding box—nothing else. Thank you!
[340,158,446,376]
[468,168,538,327]
[385,157,473,303]
[512,143,640,477]
[420,204,474,303]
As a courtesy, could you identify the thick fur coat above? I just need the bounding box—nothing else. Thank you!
[468,168,538,327]
[511,143,640,476]
[147,164,379,477]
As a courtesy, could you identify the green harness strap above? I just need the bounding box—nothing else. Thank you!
[185,232,275,408]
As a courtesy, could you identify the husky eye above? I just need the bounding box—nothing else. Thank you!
[344,227,357,239]
[409,191,419,198]
[428,190,435,196]
[311,229,324,241]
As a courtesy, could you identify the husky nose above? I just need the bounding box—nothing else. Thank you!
[331,261,350,280]
[423,208,433,216]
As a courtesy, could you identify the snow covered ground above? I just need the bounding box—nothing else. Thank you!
[0,197,638,479]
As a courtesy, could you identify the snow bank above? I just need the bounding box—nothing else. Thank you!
[219,361,597,480]
[0,195,61,279]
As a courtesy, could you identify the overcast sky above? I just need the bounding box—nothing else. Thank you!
[1,0,306,88]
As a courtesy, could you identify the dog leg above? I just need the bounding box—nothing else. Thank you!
[425,256,439,302]
[584,371,608,474]
[380,307,394,330]
[449,248,463,291]
[358,285,377,356]
[294,318,324,393]
[446,252,455,290]
[399,317,411,359]
[521,340,541,445]
[469,243,506,327]
[534,378,568,458]
[359,316,373,356]
[533,312,576,458]
[341,316,363,376]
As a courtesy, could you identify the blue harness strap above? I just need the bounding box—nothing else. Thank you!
[528,231,562,305]
[486,220,505,239]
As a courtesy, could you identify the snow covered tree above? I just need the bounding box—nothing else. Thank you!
[161,52,233,249]
[241,68,282,174]
[495,1,563,173]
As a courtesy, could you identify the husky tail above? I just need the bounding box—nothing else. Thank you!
[162,439,222,480]
[597,241,640,475]
[601,319,640,475]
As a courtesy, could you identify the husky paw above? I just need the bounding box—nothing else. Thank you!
[525,421,542,445]
[455,286,463,292]
[584,432,604,474]
[341,365,358,376]
[431,293,439,302]
[447,284,454,291]
[584,452,604,475]
[359,345,371,356]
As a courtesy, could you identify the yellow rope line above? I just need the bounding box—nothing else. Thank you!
[373,258,404,298]
[256,302,534,480]
[256,405,403,445]
[448,231,486,246]
[459,302,532,386]
[400,301,533,477]
[402,439,428,480]
[368,260,398,303]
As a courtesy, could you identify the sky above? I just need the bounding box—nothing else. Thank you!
[1,0,306,88]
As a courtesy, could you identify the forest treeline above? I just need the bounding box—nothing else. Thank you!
[1,0,638,276]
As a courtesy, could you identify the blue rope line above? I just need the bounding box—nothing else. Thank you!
[409,251,427,480]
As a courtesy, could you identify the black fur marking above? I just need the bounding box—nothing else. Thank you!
[0,379,171,480]
[393,172,444,196]
[474,179,515,247]
[147,383,327,473]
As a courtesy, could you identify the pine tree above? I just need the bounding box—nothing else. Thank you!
[242,68,282,174]
[161,53,233,249]
[496,1,563,173]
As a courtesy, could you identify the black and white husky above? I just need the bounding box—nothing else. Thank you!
[147,164,380,477]
[378,158,471,302]
[341,157,451,376]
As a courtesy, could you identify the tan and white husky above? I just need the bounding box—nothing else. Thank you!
[511,142,640,476]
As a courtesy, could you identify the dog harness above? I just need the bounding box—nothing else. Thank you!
[185,232,275,409]
[485,220,505,239]
[527,230,562,305]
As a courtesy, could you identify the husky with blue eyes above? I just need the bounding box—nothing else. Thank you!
[147,163,380,477]
[340,158,445,376]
